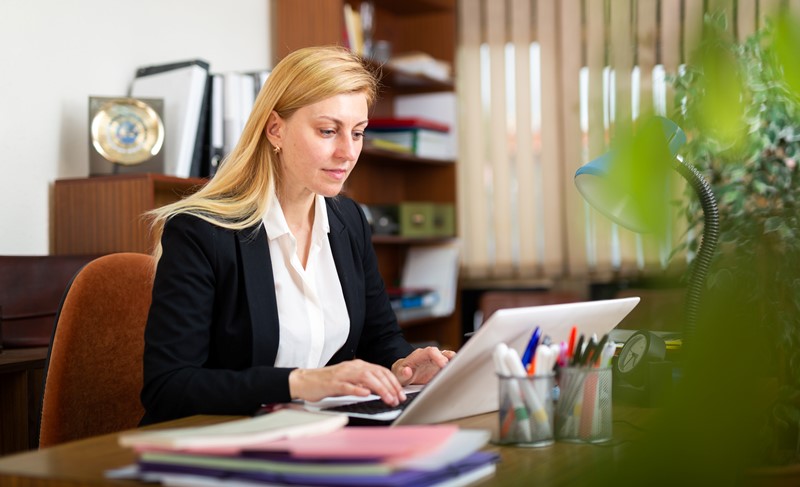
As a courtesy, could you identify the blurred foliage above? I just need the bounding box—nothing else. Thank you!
[599,115,674,236]
[672,11,800,464]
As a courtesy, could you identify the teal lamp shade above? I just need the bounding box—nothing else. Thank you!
[574,117,687,234]
[574,116,718,343]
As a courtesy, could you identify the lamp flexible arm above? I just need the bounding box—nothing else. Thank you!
[673,157,720,343]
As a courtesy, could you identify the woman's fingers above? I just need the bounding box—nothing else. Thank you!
[392,346,455,385]
[288,360,405,405]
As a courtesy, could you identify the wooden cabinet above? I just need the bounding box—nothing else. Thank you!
[0,347,47,454]
[274,0,460,348]
[53,174,206,255]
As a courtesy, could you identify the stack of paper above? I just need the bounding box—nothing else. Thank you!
[113,410,498,486]
[387,52,453,82]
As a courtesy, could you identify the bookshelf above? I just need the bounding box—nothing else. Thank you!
[274,0,460,348]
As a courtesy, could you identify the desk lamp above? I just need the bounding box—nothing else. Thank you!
[574,116,719,344]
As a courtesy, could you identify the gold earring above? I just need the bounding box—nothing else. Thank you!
[273,146,281,154]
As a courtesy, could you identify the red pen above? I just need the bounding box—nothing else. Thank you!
[567,326,577,360]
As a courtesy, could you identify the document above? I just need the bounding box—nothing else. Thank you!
[401,244,460,318]
[118,409,347,451]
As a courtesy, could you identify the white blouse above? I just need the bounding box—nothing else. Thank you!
[263,192,350,369]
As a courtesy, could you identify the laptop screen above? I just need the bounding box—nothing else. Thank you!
[304,297,640,426]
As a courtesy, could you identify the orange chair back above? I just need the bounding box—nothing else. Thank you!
[38,252,154,448]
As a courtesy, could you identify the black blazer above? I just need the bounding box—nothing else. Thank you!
[140,196,414,424]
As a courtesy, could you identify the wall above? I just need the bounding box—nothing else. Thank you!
[0,0,271,255]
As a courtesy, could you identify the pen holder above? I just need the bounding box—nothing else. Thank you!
[555,366,613,443]
[496,373,555,447]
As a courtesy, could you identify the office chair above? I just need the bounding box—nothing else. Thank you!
[38,252,154,448]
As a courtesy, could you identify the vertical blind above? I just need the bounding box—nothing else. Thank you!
[456,0,796,283]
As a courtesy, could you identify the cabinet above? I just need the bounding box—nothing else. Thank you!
[53,174,206,255]
[275,0,460,348]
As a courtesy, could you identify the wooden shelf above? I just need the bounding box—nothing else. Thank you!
[275,0,460,349]
[371,235,457,245]
[372,64,454,94]
[372,0,453,15]
[53,174,206,255]
[361,146,455,166]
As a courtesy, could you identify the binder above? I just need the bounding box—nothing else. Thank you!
[209,74,225,177]
[130,59,210,178]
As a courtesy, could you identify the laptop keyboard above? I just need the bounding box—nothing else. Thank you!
[323,391,421,415]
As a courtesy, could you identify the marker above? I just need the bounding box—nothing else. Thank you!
[494,344,532,442]
[599,340,616,368]
[504,347,551,438]
[557,341,569,368]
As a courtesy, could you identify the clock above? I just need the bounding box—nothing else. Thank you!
[615,330,666,387]
[88,96,166,174]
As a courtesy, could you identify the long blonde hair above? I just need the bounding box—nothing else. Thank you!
[147,46,379,260]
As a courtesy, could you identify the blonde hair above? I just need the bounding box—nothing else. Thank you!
[147,46,379,260]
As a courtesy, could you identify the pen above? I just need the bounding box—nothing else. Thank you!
[520,326,542,371]
[591,334,609,367]
[581,336,598,367]
[571,334,585,366]
[567,326,577,360]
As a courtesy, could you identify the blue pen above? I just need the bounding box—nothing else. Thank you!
[520,326,542,369]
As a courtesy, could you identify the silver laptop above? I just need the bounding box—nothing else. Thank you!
[305,297,640,425]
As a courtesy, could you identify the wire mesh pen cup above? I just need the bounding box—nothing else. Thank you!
[496,373,555,447]
[555,366,613,443]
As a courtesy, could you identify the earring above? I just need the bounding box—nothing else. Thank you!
[273,146,281,154]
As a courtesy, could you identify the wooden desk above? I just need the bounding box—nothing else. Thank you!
[0,407,655,486]
[0,347,47,454]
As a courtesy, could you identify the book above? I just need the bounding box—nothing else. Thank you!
[222,71,245,155]
[395,93,458,160]
[208,73,224,177]
[118,409,347,451]
[139,450,395,476]
[136,450,499,487]
[388,288,439,311]
[130,59,210,178]
[365,137,413,154]
[112,424,496,486]
[368,117,450,133]
[365,129,451,160]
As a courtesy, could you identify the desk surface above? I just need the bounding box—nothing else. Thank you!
[0,406,656,487]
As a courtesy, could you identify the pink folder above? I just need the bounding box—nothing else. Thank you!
[247,425,459,460]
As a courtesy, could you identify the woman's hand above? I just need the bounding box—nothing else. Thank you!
[391,347,456,386]
[288,359,406,406]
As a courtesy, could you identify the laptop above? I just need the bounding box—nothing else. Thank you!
[304,297,640,425]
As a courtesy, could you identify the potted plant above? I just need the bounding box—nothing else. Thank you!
[672,14,800,464]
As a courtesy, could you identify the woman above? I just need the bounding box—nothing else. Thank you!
[140,46,454,425]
